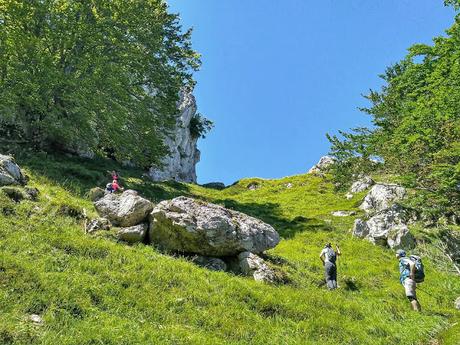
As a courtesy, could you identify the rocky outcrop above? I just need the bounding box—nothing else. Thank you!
[353,205,415,249]
[149,90,200,183]
[308,156,336,174]
[117,223,148,243]
[94,190,154,227]
[360,184,406,213]
[228,251,277,283]
[350,176,374,194]
[149,196,280,256]
[0,154,26,186]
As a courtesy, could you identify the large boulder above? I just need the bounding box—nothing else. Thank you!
[308,156,336,174]
[350,176,374,194]
[149,196,280,256]
[360,184,406,213]
[94,190,154,227]
[0,154,26,186]
[117,223,148,243]
[228,252,277,283]
[353,205,415,249]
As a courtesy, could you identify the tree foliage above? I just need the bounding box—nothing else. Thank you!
[328,5,460,219]
[0,0,200,166]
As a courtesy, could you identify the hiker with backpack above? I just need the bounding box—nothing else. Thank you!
[396,249,424,312]
[319,243,341,290]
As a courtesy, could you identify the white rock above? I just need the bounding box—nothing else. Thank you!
[360,184,406,213]
[229,252,277,283]
[353,206,415,249]
[345,193,354,200]
[455,297,460,310]
[118,223,148,243]
[149,196,280,256]
[149,90,201,183]
[94,190,154,227]
[308,156,336,174]
[0,154,26,186]
[331,211,356,217]
[29,314,43,325]
[86,218,111,233]
[350,176,374,194]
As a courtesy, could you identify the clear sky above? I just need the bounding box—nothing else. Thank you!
[167,1,455,185]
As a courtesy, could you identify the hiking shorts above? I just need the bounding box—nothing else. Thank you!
[403,278,417,300]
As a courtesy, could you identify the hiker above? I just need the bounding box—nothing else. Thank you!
[106,179,123,194]
[319,243,341,290]
[396,249,423,312]
[108,170,120,181]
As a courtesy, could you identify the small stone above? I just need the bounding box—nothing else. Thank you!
[331,211,356,217]
[117,223,148,243]
[455,297,460,310]
[29,314,43,325]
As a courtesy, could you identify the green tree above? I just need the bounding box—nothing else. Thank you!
[0,0,200,166]
[328,2,460,219]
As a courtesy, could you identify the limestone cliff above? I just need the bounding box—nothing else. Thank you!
[148,90,201,183]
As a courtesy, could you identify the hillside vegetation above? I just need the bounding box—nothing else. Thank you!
[0,153,459,345]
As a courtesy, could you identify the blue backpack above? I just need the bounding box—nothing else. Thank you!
[409,255,425,283]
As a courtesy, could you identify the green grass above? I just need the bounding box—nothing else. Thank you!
[0,153,459,344]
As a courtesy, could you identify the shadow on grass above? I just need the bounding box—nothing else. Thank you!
[212,199,333,239]
[16,152,193,201]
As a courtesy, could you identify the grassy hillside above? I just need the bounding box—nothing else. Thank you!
[0,153,459,345]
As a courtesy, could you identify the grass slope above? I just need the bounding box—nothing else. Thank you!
[0,153,459,345]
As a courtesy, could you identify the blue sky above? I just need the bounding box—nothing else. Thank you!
[167,1,455,185]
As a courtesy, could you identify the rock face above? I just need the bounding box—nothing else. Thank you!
[149,196,280,256]
[350,176,374,194]
[94,190,154,227]
[118,223,148,243]
[353,205,415,249]
[149,90,200,183]
[360,184,406,213]
[0,154,26,186]
[308,156,336,174]
[228,252,277,283]
[88,187,105,202]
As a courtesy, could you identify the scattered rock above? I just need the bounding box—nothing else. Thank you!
[308,156,336,174]
[94,190,154,227]
[191,256,227,271]
[353,205,415,249]
[88,187,105,202]
[201,182,226,190]
[360,184,406,213]
[0,154,26,186]
[331,211,356,217]
[350,176,374,194]
[285,183,293,189]
[24,187,39,200]
[86,218,111,233]
[345,193,353,200]
[29,314,43,325]
[117,223,148,243]
[149,196,280,256]
[228,252,277,283]
[247,182,260,191]
[0,186,27,202]
[455,297,460,310]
